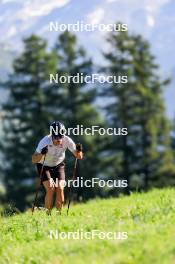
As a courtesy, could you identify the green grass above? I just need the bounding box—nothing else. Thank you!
[1,188,175,264]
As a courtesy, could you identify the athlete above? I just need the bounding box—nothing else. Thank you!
[32,121,83,214]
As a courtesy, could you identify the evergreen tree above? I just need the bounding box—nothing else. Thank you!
[102,27,175,193]
[2,35,57,210]
[53,31,105,200]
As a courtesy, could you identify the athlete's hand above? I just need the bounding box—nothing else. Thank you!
[76,151,83,159]
[75,143,83,159]
[41,146,48,155]
[76,143,82,152]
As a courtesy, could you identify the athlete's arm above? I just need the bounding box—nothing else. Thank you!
[67,137,83,159]
[32,152,43,164]
[32,146,48,164]
[32,136,49,164]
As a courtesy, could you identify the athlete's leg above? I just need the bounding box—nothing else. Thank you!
[43,180,55,212]
[55,180,65,213]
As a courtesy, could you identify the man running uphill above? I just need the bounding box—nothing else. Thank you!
[32,121,83,215]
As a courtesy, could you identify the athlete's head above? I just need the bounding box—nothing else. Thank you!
[50,121,66,144]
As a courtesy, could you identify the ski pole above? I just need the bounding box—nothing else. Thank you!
[67,143,83,216]
[67,158,78,216]
[32,154,46,214]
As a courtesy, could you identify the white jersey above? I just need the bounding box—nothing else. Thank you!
[36,135,76,167]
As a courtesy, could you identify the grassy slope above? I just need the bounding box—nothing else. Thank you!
[0,188,175,264]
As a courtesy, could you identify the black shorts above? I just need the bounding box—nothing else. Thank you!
[36,162,65,184]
